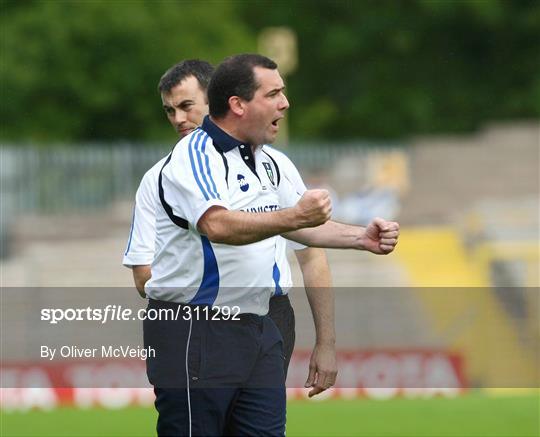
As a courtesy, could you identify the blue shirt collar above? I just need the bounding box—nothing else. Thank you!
[201,115,244,152]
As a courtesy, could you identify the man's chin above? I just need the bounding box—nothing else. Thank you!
[178,128,194,138]
[264,133,278,145]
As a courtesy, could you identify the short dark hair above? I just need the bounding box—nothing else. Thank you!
[158,59,214,94]
[208,54,277,118]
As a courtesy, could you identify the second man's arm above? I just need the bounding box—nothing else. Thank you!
[295,247,337,398]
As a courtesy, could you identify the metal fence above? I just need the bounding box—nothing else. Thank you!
[1,142,404,215]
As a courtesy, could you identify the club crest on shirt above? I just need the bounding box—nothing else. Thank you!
[237,174,249,192]
[262,162,275,186]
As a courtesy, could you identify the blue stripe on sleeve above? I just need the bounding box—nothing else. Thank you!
[188,130,211,201]
[200,133,221,200]
[194,133,217,200]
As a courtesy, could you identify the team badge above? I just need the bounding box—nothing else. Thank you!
[237,174,249,192]
[262,162,275,186]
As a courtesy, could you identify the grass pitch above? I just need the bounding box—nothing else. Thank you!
[1,393,538,436]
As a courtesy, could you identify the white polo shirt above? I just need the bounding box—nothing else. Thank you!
[124,116,307,315]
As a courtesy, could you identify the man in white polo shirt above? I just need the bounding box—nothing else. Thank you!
[123,60,337,394]
[142,54,399,436]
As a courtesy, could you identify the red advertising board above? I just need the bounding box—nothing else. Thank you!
[1,350,465,410]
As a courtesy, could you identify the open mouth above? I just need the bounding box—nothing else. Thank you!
[271,118,281,127]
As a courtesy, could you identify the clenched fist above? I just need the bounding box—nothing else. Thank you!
[295,189,332,228]
[362,217,400,254]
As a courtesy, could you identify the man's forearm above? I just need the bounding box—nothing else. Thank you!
[198,207,304,245]
[295,248,335,345]
[285,217,399,255]
[296,247,337,397]
[285,220,365,249]
[132,265,151,298]
[198,190,331,246]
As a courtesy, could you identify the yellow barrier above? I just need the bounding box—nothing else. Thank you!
[396,227,538,389]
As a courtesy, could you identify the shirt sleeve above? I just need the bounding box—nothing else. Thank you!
[283,181,307,251]
[161,130,231,227]
[270,148,308,251]
[123,168,159,267]
[280,153,307,195]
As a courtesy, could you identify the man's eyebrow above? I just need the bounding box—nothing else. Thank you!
[175,99,194,107]
[163,99,194,109]
[265,86,285,96]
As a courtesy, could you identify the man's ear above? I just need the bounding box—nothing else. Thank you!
[228,96,244,116]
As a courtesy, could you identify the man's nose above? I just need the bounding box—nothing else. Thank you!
[174,111,187,124]
[279,94,290,111]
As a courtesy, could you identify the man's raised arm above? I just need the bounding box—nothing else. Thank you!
[198,189,332,245]
[284,217,400,255]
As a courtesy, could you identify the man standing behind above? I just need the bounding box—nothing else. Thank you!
[122,59,337,395]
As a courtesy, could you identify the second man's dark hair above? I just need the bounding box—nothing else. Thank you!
[158,59,214,94]
[208,54,277,118]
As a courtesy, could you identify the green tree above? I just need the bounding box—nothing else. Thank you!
[238,0,540,140]
[2,1,539,142]
[1,0,255,143]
